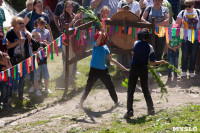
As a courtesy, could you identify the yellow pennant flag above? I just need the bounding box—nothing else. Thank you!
[35,54,38,69]
[165,27,169,44]
[192,30,195,43]
[180,28,184,40]
[158,26,161,37]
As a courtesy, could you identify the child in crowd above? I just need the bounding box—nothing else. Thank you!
[167,24,182,80]
[100,6,110,20]
[0,52,12,109]
[32,17,52,44]
[29,17,52,93]
[78,28,127,108]
[32,32,51,96]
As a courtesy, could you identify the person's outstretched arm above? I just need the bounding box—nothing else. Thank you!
[150,60,167,66]
[106,54,127,71]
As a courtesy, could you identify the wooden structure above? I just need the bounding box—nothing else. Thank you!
[64,12,155,91]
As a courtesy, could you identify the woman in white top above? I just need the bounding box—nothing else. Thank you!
[117,0,141,17]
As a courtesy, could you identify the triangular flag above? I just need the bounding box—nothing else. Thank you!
[4,70,7,82]
[132,27,135,38]
[0,72,2,81]
[192,30,194,43]
[180,28,184,40]
[128,27,132,35]
[23,61,26,77]
[60,35,63,48]
[20,62,23,77]
[115,26,118,32]
[27,58,30,74]
[195,30,198,40]
[118,26,122,37]
[51,43,53,60]
[55,40,59,56]
[165,27,169,44]
[168,27,172,40]
[172,28,176,37]
[14,65,16,80]
[188,29,192,42]
[16,65,19,80]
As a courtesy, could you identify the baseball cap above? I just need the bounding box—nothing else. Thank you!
[121,2,130,8]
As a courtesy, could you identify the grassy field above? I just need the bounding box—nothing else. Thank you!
[68,104,200,133]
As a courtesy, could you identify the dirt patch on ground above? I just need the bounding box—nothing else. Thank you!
[0,76,199,132]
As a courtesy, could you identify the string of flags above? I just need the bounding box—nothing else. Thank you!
[0,26,96,85]
[2,23,199,84]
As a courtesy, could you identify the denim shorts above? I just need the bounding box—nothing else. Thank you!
[34,64,50,80]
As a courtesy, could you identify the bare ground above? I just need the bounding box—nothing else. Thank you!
[0,76,200,132]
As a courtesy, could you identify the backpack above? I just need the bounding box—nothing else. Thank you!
[181,9,200,18]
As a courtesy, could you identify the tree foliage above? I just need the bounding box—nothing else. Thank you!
[5,0,26,12]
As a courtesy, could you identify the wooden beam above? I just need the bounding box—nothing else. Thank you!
[69,49,93,65]
[68,21,95,36]
[65,23,69,91]
[109,48,132,55]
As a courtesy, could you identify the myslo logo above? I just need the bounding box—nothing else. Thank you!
[173,127,198,131]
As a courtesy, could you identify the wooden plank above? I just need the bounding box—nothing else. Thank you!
[109,48,132,55]
[68,21,95,36]
[69,49,93,64]
[65,24,69,91]
[105,20,153,29]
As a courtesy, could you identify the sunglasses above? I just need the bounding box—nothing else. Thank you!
[185,5,192,8]
[18,22,24,25]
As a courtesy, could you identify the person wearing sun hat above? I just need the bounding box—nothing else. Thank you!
[77,28,127,108]
[166,23,182,81]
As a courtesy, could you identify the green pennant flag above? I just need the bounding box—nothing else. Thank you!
[115,26,118,32]
[132,27,135,38]
[45,47,47,57]
[172,28,176,37]
[51,43,53,60]
[14,65,16,80]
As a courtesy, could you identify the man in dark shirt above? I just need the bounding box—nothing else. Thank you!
[54,0,79,32]
[124,29,167,119]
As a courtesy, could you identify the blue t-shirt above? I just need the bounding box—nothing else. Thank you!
[90,42,110,70]
[26,11,50,32]
[132,40,156,65]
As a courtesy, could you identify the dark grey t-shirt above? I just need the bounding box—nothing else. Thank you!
[54,0,79,16]
[90,0,118,17]
[145,5,169,24]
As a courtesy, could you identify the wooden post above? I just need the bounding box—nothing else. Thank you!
[65,23,69,91]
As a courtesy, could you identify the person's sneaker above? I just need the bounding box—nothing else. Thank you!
[45,89,52,94]
[124,111,134,119]
[28,86,35,93]
[36,90,42,96]
[167,76,172,81]
[148,109,155,115]
[115,101,123,107]
[190,73,195,78]
[181,72,187,77]
[76,102,83,109]
[39,85,44,90]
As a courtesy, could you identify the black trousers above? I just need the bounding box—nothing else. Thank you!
[80,67,118,103]
[127,65,154,112]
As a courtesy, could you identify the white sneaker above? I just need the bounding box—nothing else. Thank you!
[39,85,44,90]
[29,86,34,93]
[45,89,52,94]
[181,72,186,77]
[36,90,42,96]
[190,73,195,78]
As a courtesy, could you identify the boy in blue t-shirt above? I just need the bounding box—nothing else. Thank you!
[78,29,127,108]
